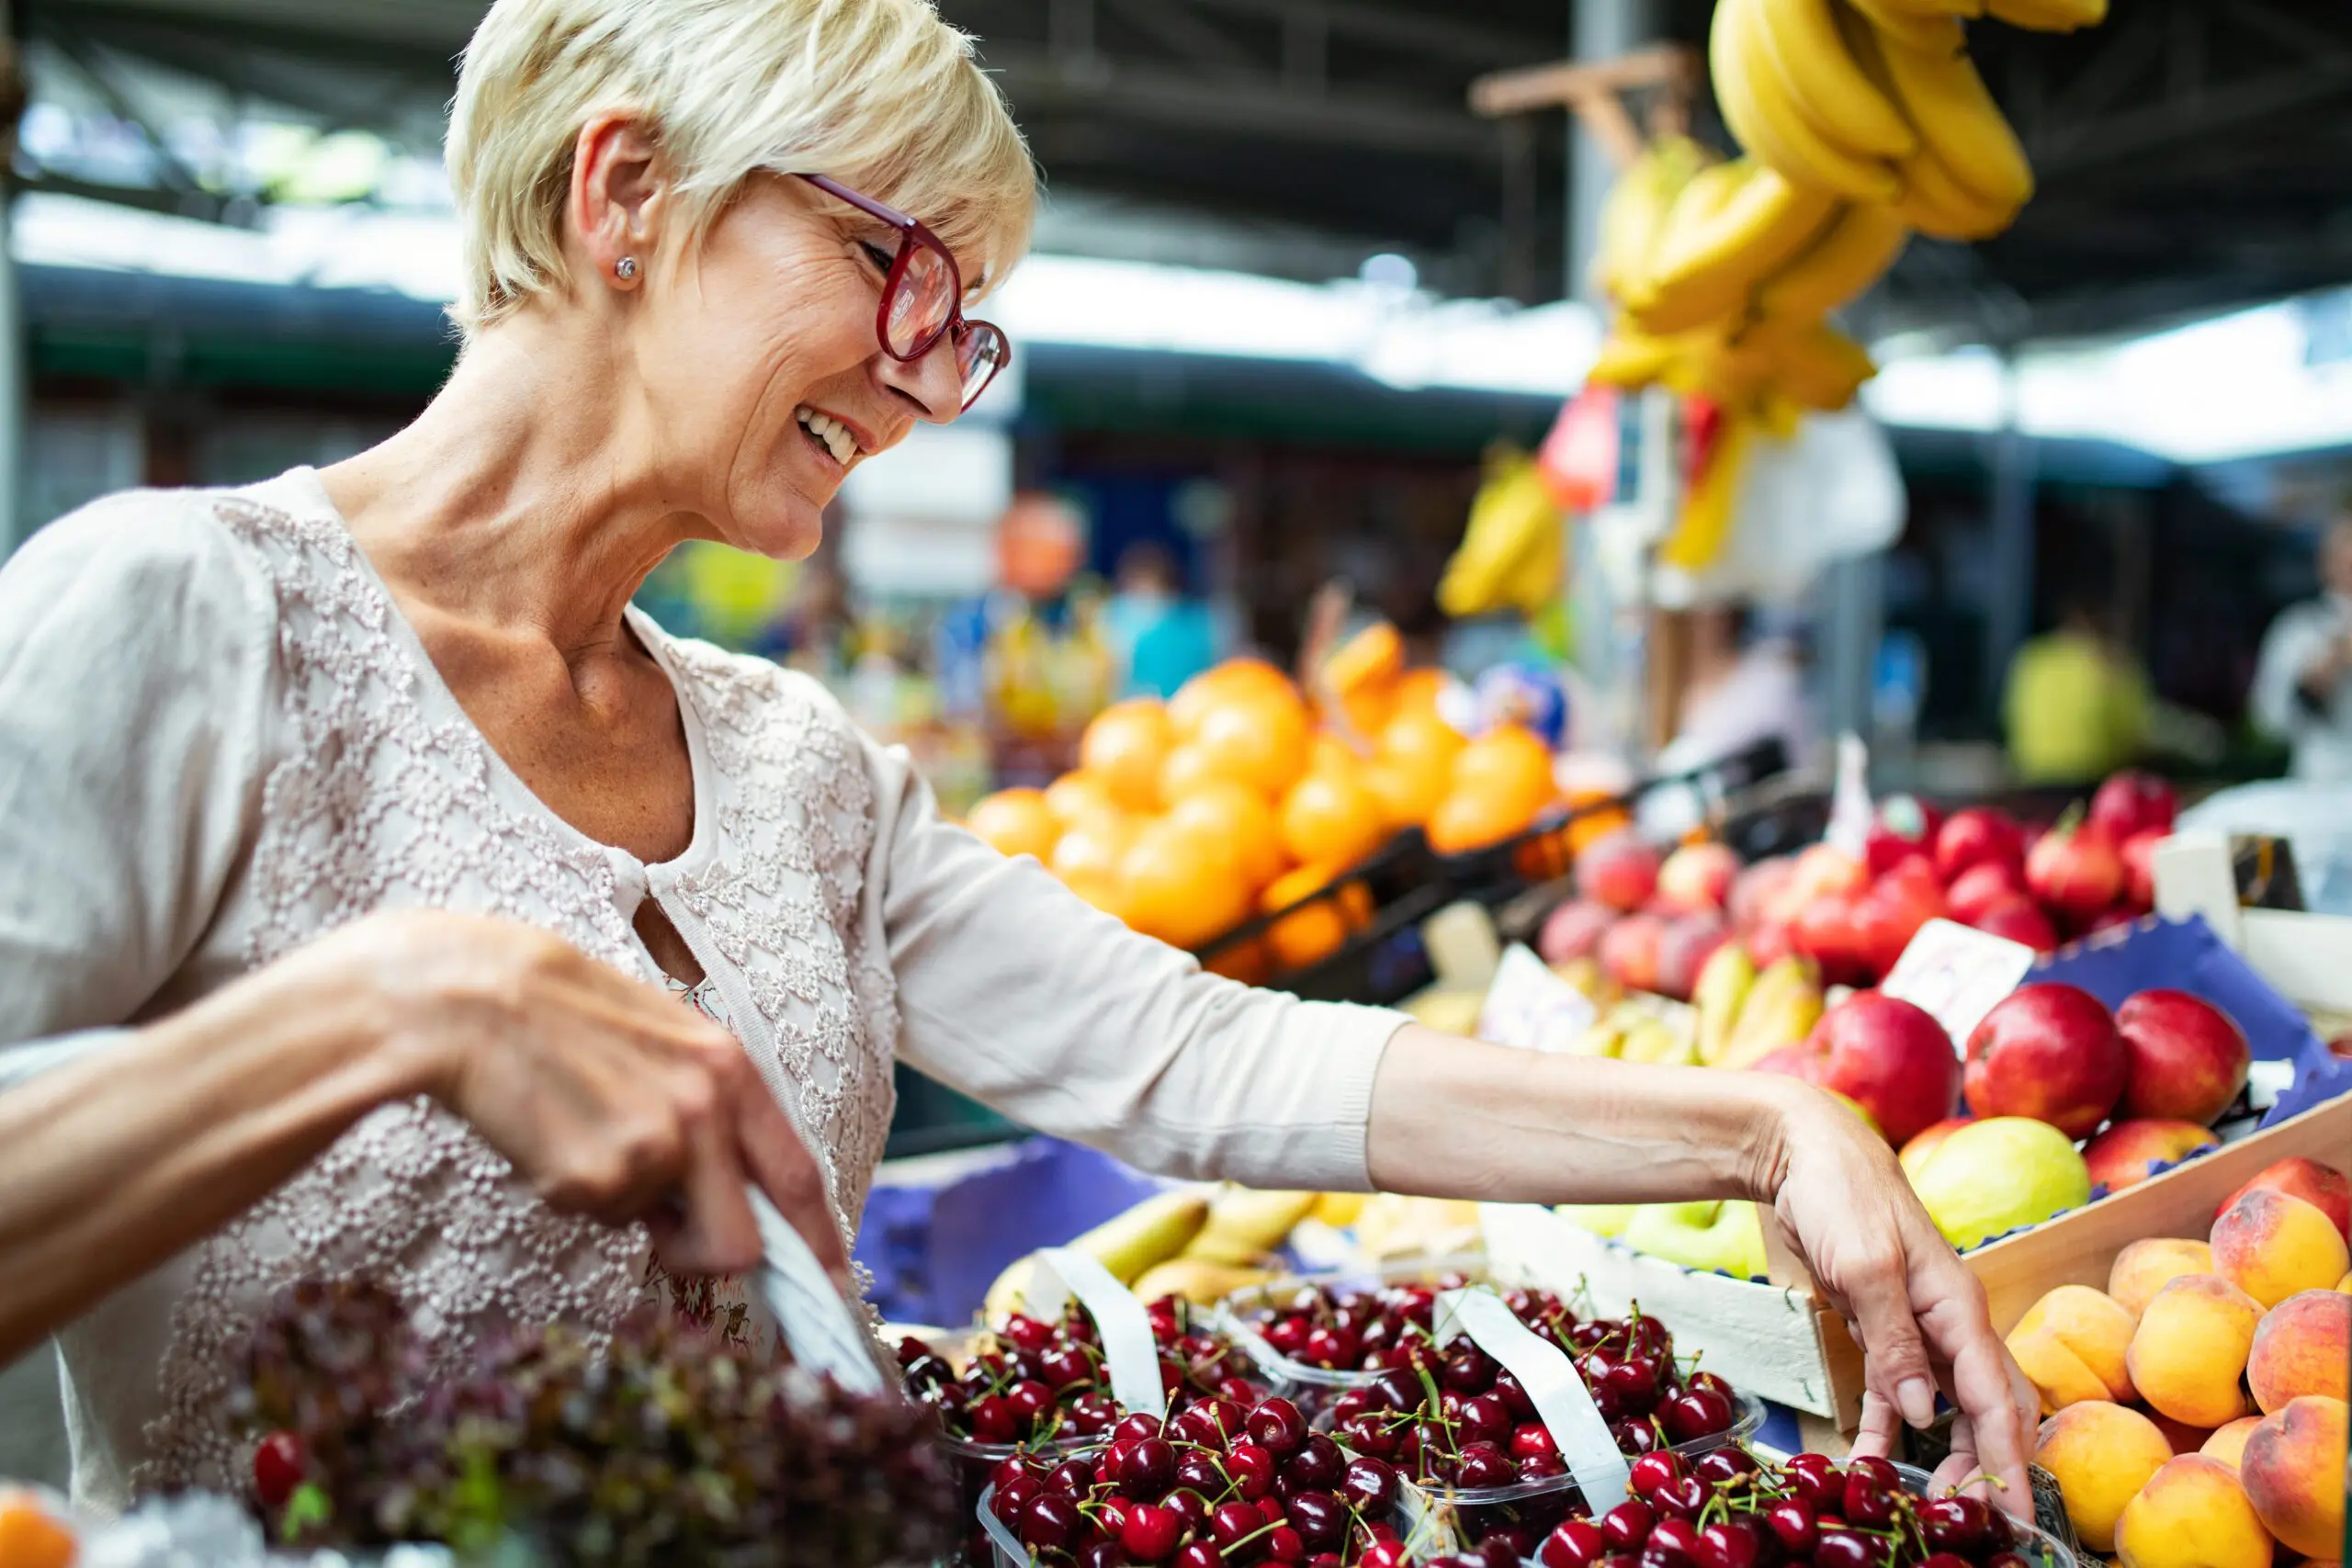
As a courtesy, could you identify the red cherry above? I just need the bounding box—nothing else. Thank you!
[1047,1456,1098,1495]
[1304,1325,1360,1369]
[1212,1501,1268,1558]
[1691,1520,1762,1568]
[1284,1493,1344,1551]
[1247,1397,1308,1457]
[1442,1345,1498,1394]
[1264,1528,1305,1564]
[1458,1393,1513,1450]
[1456,1443,1516,1490]
[1650,1518,1704,1565]
[969,1394,1018,1444]
[1175,1451,1227,1496]
[1781,1453,1839,1506]
[1922,1555,1973,1568]
[1123,1438,1178,1497]
[1692,1450,1758,1486]
[1283,1435,1346,1491]
[1004,1313,1056,1351]
[1492,1369,1537,1419]
[1117,1412,1166,1443]
[1339,1414,1398,1459]
[1227,1442,1277,1501]
[1918,1497,1991,1555]
[1600,1500,1657,1552]
[1542,1520,1611,1568]
[1360,1543,1413,1568]
[1006,1379,1056,1427]
[1340,1457,1399,1514]
[1510,1423,1559,1461]
[1814,1528,1876,1568]
[1071,1392,1121,1435]
[1082,1542,1129,1568]
[1167,1491,1214,1534]
[1518,1453,1569,1483]
[252,1430,304,1508]
[1762,1501,1817,1557]
[1023,1492,1084,1553]
[1604,1358,1663,1416]
[993,1474,1044,1526]
[1268,1316,1312,1358]
[1627,1450,1684,1499]
[1842,1469,1899,1529]
[1176,1544,1226,1568]
[1654,1475,1708,1520]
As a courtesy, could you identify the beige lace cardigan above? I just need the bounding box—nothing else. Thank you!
[0,468,1404,1511]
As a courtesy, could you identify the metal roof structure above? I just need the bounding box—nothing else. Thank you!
[16,0,2352,344]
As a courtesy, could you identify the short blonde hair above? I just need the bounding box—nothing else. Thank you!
[447,0,1035,333]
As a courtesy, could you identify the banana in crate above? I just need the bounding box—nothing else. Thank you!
[987,1184,1373,1314]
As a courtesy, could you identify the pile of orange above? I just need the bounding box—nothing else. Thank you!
[963,626,1568,978]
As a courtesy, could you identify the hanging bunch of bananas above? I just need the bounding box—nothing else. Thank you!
[1436,446,1566,619]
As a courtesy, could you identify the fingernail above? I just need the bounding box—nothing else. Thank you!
[1896,1377,1937,1428]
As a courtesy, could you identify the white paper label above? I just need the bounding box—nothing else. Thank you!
[1435,1286,1630,1514]
[1027,1246,1169,1423]
[1880,918,2037,1053]
[1824,733,1873,862]
[1478,944,1600,1054]
[746,1187,887,1395]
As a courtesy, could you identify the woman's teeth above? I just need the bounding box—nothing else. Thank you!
[796,406,856,467]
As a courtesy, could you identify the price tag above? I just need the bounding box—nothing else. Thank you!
[1824,733,1873,862]
[1435,1287,1630,1514]
[1024,1246,1169,1423]
[1881,919,2037,1053]
[1477,944,1599,1055]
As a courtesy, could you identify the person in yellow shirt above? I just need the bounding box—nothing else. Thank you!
[2003,593,2153,785]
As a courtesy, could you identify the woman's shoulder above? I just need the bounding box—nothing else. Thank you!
[5,482,283,630]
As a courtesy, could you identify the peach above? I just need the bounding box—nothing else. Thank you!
[2113,1456,2274,1568]
[2129,1274,2264,1427]
[2034,1401,2174,1553]
[2213,1190,2352,1309]
[2111,1237,2215,1317]
[2084,1119,2222,1194]
[2246,1288,2352,1413]
[2202,1416,2263,1469]
[2341,1269,2351,1292]
[2238,1395,2349,1558]
[2007,1285,2138,1412]
[2219,1156,2351,1246]
[2149,1413,2213,1455]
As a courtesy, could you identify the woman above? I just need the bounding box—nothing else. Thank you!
[0,0,2031,1513]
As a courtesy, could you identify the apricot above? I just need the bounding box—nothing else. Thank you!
[2211,1189,2352,1310]
[2111,1237,2215,1317]
[2113,1456,2274,1568]
[2007,1284,2138,1412]
[2201,1416,2264,1470]
[2128,1274,2264,1427]
[2246,1288,2352,1414]
[2034,1401,2174,1553]
[2238,1395,2349,1559]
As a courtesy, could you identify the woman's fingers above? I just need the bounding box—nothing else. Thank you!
[735,1084,851,1282]
[647,1053,764,1276]
[1841,1235,1942,1432]
[1937,1299,2038,1514]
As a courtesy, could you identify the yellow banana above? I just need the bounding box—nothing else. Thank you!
[1619,1017,1701,1066]
[1713,0,1901,202]
[1131,1258,1274,1307]
[1588,328,1683,389]
[1757,319,1878,412]
[1660,414,1757,572]
[1438,452,1563,619]
[1693,942,1758,1066]
[1633,161,1839,335]
[1756,391,1805,440]
[1753,0,1917,159]
[1720,956,1825,1068]
[1869,0,1983,15]
[1846,0,1968,49]
[980,1189,1214,1319]
[1183,1187,1320,1266]
[1894,143,2018,240]
[1568,1016,1630,1058]
[1874,26,2034,210]
[1593,136,1714,305]
[1310,1191,1366,1228]
[1985,0,2102,27]
[1756,201,1911,320]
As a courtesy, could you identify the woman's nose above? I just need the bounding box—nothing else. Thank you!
[876,333,966,423]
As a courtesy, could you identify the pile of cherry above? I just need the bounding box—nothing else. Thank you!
[1238,1280,1742,1468]
[907,1297,1264,1447]
[1533,1451,2047,1568]
[983,1391,1464,1568]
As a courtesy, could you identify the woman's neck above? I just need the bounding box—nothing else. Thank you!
[319,314,704,658]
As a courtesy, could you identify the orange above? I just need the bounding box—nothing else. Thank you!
[1164,780,1287,889]
[966,788,1061,862]
[1050,809,1140,884]
[1450,725,1556,818]
[1185,686,1312,799]
[1324,622,1405,699]
[1080,699,1174,811]
[1061,863,1139,926]
[0,1493,76,1568]
[1204,937,1272,987]
[1379,707,1467,767]
[1391,667,1452,718]
[1428,783,1544,857]
[1122,820,1253,950]
[1045,772,1123,827]
[1566,791,1633,855]
[1278,768,1388,869]
[1363,752,1451,830]
[1170,660,1298,738]
[1309,730,1371,781]
[1261,863,1373,970]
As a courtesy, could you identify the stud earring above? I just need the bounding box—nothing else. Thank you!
[616,256,639,282]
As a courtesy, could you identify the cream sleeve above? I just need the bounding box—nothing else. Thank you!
[862,734,1406,1193]
[0,495,277,1043]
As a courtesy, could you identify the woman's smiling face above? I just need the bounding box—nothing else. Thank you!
[626,172,970,562]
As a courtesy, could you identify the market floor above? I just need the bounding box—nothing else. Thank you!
[0,1348,69,1488]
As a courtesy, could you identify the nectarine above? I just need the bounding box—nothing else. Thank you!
[2219,1156,2352,1246]
[2212,1189,2352,1310]
[2034,1401,2173,1553]
[2113,1456,2273,1568]
[2202,1416,2264,1470]
[2245,1288,2352,1414]
[2238,1395,2348,1558]
[2007,1285,2138,1413]
[2128,1274,2264,1427]
[2111,1237,2216,1317]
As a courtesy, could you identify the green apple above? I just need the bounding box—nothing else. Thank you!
[1623,1199,1769,1279]
[1555,1201,1641,1238]
[1908,1116,2091,1252]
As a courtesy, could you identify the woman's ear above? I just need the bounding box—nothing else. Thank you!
[570,112,668,292]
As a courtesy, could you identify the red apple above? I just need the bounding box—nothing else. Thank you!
[2216,1157,2352,1245]
[2116,989,2251,1124]
[1791,893,1870,987]
[1946,861,2026,924]
[1968,896,2059,953]
[1750,1043,1824,1084]
[2027,826,2125,927]
[1963,983,2129,1139]
[1537,899,1615,966]
[1849,865,1948,981]
[2083,1119,2222,1193]
[1866,795,1942,878]
[1935,807,2026,885]
[1598,911,1666,992]
[1793,991,1963,1149]
[1653,915,1731,1001]
[1746,920,1796,968]
[1766,844,1870,927]
[2088,770,2178,843]
[2120,829,2165,911]
[1656,842,1740,915]
[1728,855,1796,932]
[1578,832,1663,914]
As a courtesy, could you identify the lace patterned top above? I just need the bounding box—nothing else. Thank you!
[0,468,1404,1513]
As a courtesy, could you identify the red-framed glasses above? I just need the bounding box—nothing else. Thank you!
[796,173,1011,412]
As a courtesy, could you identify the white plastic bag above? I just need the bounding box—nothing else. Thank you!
[1653,409,1905,608]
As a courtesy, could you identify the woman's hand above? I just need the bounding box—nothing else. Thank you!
[1763,1087,2038,1509]
[309,909,843,1281]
